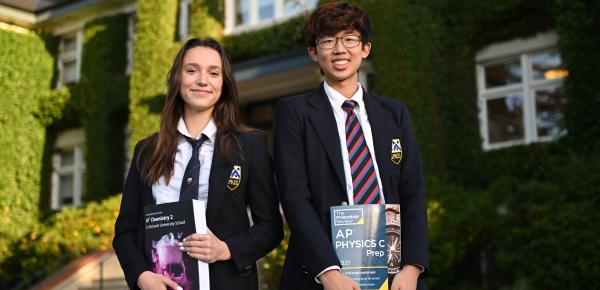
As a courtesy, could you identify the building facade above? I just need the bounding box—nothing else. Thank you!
[1,0,598,289]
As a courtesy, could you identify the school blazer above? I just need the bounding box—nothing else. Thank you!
[113,132,283,290]
[273,85,429,290]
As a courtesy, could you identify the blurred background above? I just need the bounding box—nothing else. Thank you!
[0,0,598,289]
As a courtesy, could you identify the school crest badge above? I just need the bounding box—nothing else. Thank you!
[226,165,241,190]
[391,138,403,165]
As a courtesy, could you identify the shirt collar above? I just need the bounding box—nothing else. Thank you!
[323,81,365,111]
[177,117,217,143]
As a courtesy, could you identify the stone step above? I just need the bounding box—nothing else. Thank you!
[78,277,128,290]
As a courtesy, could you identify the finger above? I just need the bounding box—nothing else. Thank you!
[188,251,216,263]
[184,240,213,250]
[186,246,213,256]
[187,233,208,241]
[158,275,180,290]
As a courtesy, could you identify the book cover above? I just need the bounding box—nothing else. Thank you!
[144,200,210,290]
[330,204,401,290]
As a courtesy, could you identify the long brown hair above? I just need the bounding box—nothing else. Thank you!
[139,38,247,185]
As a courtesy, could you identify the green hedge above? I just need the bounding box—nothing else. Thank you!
[1,0,598,289]
[554,0,600,151]
[79,15,129,202]
[356,0,599,289]
[0,28,54,274]
[128,0,179,153]
[1,195,121,287]
[223,15,306,62]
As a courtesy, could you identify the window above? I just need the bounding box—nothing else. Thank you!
[126,13,136,75]
[358,61,375,93]
[177,0,190,41]
[51,129,86,209]
[225,0,317,33]
[476,32,567,150]
[57,31,82,86]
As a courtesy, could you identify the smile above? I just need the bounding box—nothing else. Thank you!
[333,59,349,65]
[191,89,211,94]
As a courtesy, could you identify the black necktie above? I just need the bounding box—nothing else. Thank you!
[179,134,207,201]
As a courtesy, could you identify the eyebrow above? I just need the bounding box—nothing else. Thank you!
[182,63,222,70]
[320,33,360,38]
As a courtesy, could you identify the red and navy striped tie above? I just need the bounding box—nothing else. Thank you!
[342,100,381,204]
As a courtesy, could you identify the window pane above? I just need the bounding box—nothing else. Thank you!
[235,0,250,26]
[59,174,74,205]
[487,94,524,143]
[63,60,78,84]
[62,35,77,52]
[535,86,567,138]
[60,149,75,167]
[484,59,522,89]
[531,51,566,81]
[259,0,275,21]
[284,0,303,15]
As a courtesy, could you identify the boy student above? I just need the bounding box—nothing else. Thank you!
[273,2,428,290]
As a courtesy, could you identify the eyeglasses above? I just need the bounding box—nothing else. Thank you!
[316,35,362,49]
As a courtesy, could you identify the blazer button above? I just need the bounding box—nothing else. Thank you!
[301,265,306,269]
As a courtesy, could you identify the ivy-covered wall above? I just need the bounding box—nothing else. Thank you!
[350,0,599,289]
[128,0,180,152]
[0,13,130,287]
[126,0,600,289]
[0,28,54,278]
[1,0,597,289]
[78,15,129,202]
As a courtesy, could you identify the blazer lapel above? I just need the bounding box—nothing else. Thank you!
[206,146,230,226]
[363,92,397,204]
[306,86,347,196]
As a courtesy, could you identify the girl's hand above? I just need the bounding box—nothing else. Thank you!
[180,229,231,263]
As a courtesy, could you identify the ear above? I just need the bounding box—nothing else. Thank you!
[361,41,372,59]
[308,47,319,61]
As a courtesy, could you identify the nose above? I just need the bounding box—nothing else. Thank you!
[333,38,346,54]
[196,72,208,86]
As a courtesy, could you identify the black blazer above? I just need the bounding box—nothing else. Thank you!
[273,85,429,290]
[113,132,283,290]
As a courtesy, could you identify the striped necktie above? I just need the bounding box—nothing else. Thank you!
[179,134,207,201]
[342,100,381,204]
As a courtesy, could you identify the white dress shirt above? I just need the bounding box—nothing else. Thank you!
[152,118,217,208]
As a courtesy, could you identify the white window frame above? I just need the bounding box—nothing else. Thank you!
[57,30,83,86]
[476,32,566,150]
[178,0,190,41]
[358,61,374,92]
[225,0,316,34]
[51,128,86,210]
[126,13,136,75]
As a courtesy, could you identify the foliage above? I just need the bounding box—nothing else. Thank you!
[78,15,129,202]
[1,194,121,286]
[223,15,307,62]
[483,146,600,289]
[553,0,600,152]
[128,0,179,154]
[0,28,54,274]
[189,0,223,40]
[1,0,598,289]
[354,0,599,289]
[260,227,290,290]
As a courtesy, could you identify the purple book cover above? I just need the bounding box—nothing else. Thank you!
[144,200,210,290]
